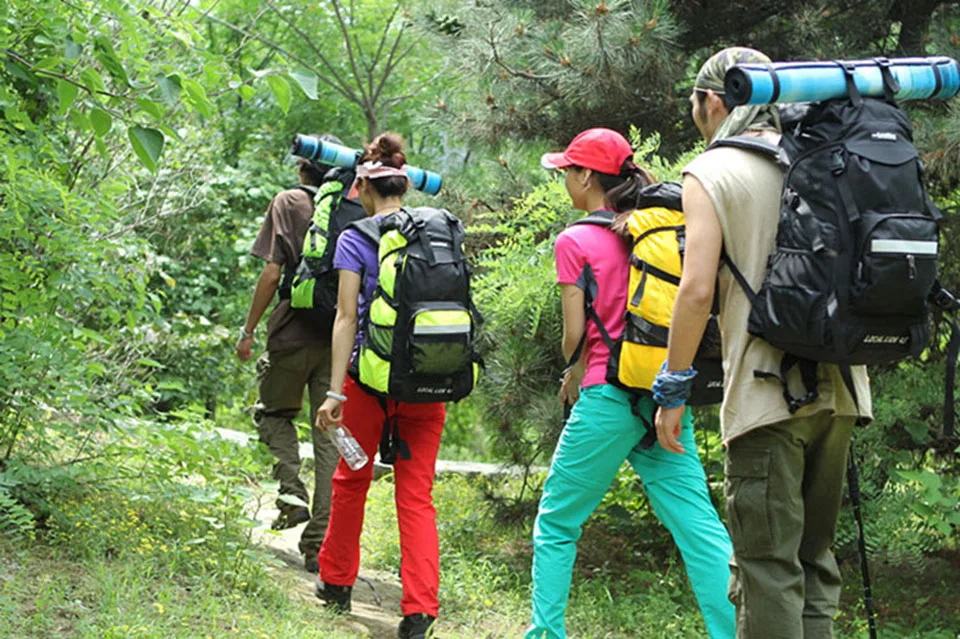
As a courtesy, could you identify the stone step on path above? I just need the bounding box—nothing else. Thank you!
[215,427,543,479]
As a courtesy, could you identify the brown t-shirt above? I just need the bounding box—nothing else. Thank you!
[250,186,327,352]
[683,143,872,444]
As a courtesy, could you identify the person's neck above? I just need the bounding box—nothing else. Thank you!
[373,196,404,216]
[584,192,608,213]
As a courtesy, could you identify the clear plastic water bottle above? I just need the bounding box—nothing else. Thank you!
[330,425,369,471]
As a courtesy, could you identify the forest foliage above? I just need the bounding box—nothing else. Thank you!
[1,0,958,612]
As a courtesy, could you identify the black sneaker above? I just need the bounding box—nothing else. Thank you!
[314,577,351,614]
[303,552,319,574]
[398,614,436,639]
[271,506,310,530]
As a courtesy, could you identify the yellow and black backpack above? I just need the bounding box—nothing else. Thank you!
[569,182,723,430]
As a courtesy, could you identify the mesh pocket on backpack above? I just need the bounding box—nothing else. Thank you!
[752,248,832,353]
[408,303,473,375]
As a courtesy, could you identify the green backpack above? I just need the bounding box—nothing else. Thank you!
[347,207,482,462]
[280,169,366,334]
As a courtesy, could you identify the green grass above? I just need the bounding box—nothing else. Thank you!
[0,541,360,639]
[4,436,956,639]
[357,473,960,639]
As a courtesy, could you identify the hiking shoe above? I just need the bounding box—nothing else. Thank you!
[398,614,436,639]
[271,505,310,530]
[314,577,351,614]
[303,552,319,574]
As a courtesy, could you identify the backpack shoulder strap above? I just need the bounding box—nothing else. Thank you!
[565,261,616,372]
[709,135,791,167]
[572,211,615,228]
[345,217,381,246]
[296,185,319,200]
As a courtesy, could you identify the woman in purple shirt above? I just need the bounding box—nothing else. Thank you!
[314,134,444,639]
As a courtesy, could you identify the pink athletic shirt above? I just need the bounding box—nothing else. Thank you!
[555,217,629,388]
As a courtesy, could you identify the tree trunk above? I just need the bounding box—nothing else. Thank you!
[890,0,942,56]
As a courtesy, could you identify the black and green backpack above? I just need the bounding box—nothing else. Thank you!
[348,207,481,402]
[280,168,367,335]
[347,207,481,461]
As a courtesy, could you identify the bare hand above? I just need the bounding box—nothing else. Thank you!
[654,405,686,454]
[558,368,583,407]
[235,336,254,361]
[315,397,343,432]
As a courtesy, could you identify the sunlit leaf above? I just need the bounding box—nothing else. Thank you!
[128,125,165,172]
[135,98,165,120]
[56,80,78,114]
[289,69,318,100]
[266,75,291,114]
[158,74,182,105]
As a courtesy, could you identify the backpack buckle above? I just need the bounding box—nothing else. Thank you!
[931,284,960,312]
[831,150,846,175]
[786,390,819,414]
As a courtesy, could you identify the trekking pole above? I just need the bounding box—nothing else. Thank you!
[846,440,878,639]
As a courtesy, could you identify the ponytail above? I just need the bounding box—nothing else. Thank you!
[603,158,657,238]
[601,157,657,213]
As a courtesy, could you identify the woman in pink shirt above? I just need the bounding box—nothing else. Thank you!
[525,129,735,639]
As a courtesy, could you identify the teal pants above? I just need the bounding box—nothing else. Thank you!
[526,385,736,639]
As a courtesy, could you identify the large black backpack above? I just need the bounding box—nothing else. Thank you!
[348,207,481,462]
[280,168,367,336]
[715,93,951,420]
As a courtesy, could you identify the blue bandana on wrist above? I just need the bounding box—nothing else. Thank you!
[652,361,698,409]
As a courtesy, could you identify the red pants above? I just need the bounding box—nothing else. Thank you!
[318,376,445,617]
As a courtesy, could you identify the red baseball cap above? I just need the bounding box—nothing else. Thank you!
[541,128,633,175]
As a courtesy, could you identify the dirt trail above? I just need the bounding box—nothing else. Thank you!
[253,500,406,639]
[223,425,536,638]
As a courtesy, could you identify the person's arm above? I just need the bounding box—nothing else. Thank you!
[235,261,282,361]
[559,284,587,406]
[315,269,361,429]
[654,174,723,453]
[561,284,587,362]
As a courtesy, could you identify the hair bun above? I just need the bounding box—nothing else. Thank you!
[363,133,406,169]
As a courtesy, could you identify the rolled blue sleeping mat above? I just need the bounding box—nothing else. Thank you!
[724,57,960,106]
[290,134,444,196]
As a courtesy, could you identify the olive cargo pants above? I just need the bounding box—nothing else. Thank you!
[724,414,856,639]
[254,342,339,556]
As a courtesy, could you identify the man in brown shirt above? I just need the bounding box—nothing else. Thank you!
[236,150,340,573]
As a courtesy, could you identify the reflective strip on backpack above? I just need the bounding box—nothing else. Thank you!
[413,309,471,334]
[414,324,471,335]
[870,239,937,255]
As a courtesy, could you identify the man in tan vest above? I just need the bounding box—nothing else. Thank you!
[652,47,872,639]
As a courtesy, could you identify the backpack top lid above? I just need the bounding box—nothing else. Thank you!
[345,206,464,250]
[634,181,683,212]
[572,182,684,230]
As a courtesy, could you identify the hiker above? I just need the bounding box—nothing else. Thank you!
[526,128,736,639]
[653,47,872,638]
[236,139,342,573]
[314,133,447,639]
